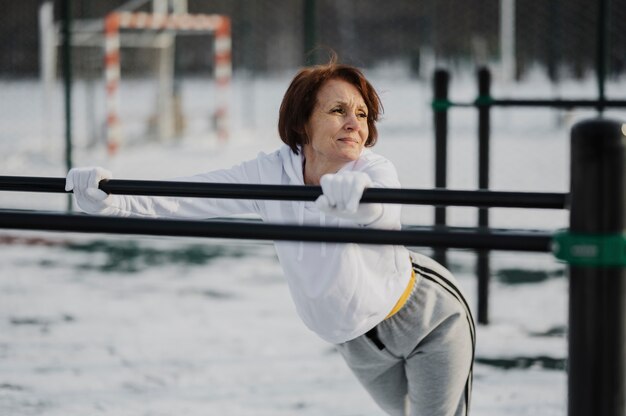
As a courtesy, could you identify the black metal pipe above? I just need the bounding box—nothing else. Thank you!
[568,118,626,416]
[61,0,73,211]
[433,69,450,266]
[595,0,608,113]
[303,0,317,65]
[477,67,492,220]
[449,99,626,109]
[477,67,491,325]
[0,176,568,209]
[493,99,626,109]
[0,210,554,252]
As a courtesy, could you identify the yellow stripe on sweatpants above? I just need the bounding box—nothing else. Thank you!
[386,268,416,319]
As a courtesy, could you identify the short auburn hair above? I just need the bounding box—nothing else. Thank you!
[278,61,383,154]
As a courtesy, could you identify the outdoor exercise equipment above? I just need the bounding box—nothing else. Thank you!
[0,118,624,416]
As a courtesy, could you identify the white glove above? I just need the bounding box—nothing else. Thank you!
[65,167,119,214]
[315,171,383,225]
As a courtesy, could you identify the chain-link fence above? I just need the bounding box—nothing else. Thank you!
[2,1,625,76]
[1,0,624,169]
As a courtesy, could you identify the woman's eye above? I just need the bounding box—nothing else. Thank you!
[331,108,345,114]
[358,112,368,119]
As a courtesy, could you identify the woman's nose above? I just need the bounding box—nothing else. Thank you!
[344,113,360,131]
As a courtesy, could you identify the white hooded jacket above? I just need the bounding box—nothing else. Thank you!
[99,144,412,344]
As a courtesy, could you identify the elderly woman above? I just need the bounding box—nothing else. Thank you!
[66,61,475,416]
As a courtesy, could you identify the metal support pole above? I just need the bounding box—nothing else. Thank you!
[477,67,491,324]
[568,119,626,416]
[303,0,317,65]
[61,0,73,210]
[433,69,450,267]
[596,0,609,113]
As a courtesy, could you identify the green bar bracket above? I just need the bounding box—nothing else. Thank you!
[553,230,626,266]
[431,99,452,112]
[474,95,494,107]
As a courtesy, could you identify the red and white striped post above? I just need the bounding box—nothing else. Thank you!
[103,12,232,155]
[104,13,122,155]
[213,16,231,142]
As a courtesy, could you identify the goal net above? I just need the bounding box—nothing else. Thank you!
[40,2,231,156]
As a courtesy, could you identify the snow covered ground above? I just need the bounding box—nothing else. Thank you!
[1,68,625,415]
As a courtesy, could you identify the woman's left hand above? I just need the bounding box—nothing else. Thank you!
[316,171,383,225]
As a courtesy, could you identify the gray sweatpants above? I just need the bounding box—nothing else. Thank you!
[336,252,475,416]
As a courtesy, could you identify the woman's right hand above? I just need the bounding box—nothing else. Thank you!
[316,171,383,225]
[65,167,118,214]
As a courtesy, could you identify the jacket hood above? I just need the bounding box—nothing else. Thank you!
[279,145,305,185]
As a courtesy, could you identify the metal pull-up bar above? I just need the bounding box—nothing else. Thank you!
[0,174,560,252]
[0,176,567,209]
[0,209,554,252]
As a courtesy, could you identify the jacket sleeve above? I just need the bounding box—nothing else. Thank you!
[358,155,403,230]
[102,157,265,219]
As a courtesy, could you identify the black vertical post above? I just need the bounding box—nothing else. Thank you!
[61,0,73,210]
[477,67,491,324]
[595,0,609,113]
[303,0,317,65]
[433,69,450,267]
[568,119,626,416]
[546,0,559,82]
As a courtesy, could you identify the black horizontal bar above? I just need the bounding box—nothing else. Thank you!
[448,99,626,109]
[0,210,554,252]
[0,176,568,209]
[491,99,626,108]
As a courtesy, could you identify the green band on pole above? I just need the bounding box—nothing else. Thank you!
[474,95,493,107]
[552,230,626,266]
[431,99,452,111]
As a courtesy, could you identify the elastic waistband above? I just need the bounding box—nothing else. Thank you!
[385,267,416,319]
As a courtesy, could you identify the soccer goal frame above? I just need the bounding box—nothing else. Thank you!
[39,0,231,156]
[104,11,231,155]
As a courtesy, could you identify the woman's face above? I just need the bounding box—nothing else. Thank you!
[303,78,369,169]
